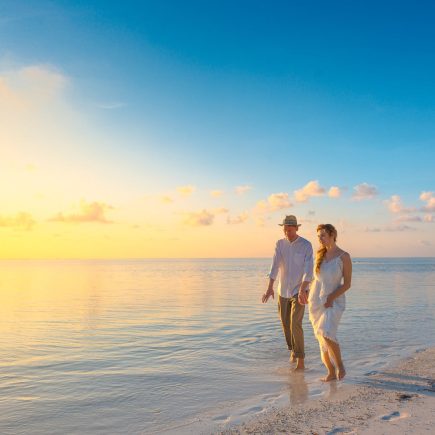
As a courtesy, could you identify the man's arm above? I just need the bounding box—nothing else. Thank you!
[262,242,280,304]
[262,278,275,303]
[298,244,314,305]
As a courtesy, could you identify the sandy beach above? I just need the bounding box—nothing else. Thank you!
[219,347,435,435]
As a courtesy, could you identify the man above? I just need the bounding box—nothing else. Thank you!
[262,215,313,370]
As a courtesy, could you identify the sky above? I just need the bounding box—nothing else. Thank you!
[1,0,434,258]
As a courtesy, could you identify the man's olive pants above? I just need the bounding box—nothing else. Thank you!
[278,295,305,358]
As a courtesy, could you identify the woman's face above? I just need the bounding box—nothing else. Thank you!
[317,228,332,246]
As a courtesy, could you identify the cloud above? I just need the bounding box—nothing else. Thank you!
[254,216,269,227]
[182,210,213,227]
[160,195,174,204]
[176,185,196,197]
[352,183,378,201]
[49,200,114,224]
[227,212,249,225]
[0,64,68,112]
[256,192,293,212]
[328,186,341,198]
[210,190,224,198]
[294,180,326,203]
[384,195,415,214]
[235,185,252,195]
[364,227,381,233]
[394,215,422,223]
[420,191,435,212]
[0,212,36,230]
[365,224,416,232]
[214,207,229,215]
[182,208,228,227]
[95,102,126,109]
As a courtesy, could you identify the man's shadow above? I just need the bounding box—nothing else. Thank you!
[287,372,309,405]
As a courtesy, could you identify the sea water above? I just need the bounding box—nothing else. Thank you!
[0,258,434,434]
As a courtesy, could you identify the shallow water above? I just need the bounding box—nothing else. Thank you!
[0,258,434,434]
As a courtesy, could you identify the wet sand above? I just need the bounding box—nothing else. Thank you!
[218,347,435,434]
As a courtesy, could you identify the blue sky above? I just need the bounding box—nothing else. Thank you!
[1,1,434,257]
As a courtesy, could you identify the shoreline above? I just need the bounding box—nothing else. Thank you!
[217,347,435,434]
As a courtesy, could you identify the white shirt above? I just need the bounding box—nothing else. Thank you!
[268,236,314,298]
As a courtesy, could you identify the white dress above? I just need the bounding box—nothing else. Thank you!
[308,254,346,351]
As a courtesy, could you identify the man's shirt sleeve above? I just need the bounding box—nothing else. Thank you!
[302,243,314,282]
[267,241,281,280]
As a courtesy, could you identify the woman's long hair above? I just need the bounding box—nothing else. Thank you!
[315,224,338,273]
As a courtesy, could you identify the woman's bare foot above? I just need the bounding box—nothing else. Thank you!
[337,366,346,380]
[321,372,336,382]
[289,353,296,363]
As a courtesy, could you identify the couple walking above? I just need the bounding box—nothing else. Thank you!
[262,215,352,381]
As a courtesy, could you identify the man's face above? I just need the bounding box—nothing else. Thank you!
[283,225,297,240]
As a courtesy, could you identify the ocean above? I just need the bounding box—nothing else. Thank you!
[0,258,434,434]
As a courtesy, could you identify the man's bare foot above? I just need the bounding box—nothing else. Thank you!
[321,372,336,382]
[337,366,346,380]
[293,359,305,371]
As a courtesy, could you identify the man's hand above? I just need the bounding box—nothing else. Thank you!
[298,289,309,305]
[262,288,274,303]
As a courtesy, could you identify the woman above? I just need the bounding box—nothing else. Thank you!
[308,224,352,381]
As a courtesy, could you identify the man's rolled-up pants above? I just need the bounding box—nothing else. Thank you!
[278,294,305,358]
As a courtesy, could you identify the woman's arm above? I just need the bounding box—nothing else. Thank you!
[324,253,352,307]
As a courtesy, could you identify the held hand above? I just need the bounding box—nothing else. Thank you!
[324,295,334,308]
[298,290,309,305]
[262,288,274,303]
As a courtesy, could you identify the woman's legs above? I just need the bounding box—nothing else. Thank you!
[324,337,346,380]
[320,349,336,381]
[318,336,336,381]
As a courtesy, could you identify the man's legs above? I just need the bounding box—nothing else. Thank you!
[290,295,305,369]
[278,295,293,354]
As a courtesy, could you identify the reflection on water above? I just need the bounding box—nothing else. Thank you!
[0,258,434,434]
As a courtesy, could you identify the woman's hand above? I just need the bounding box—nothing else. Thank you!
[324,294,334,308]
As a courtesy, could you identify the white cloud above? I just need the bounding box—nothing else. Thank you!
[328,186,341,198]
[352,183,378,201]
[0,212,36,230]
[160,195,174,204]
[183,209,214,226]
[49,200,114,224]
[182,208,228,227]
[394,215,422,223]
[227,212,249,225]
[0,65,68,112]
[235,185,252,195]
[256,192,292,212]
[95,102,126,109]
[294,180,326,202]
[420,191,435,211]
[384,225,416,232]
[385,195,415,214]
[210,190,224,198]
[176,185,196,197]
[365,225,416,232]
